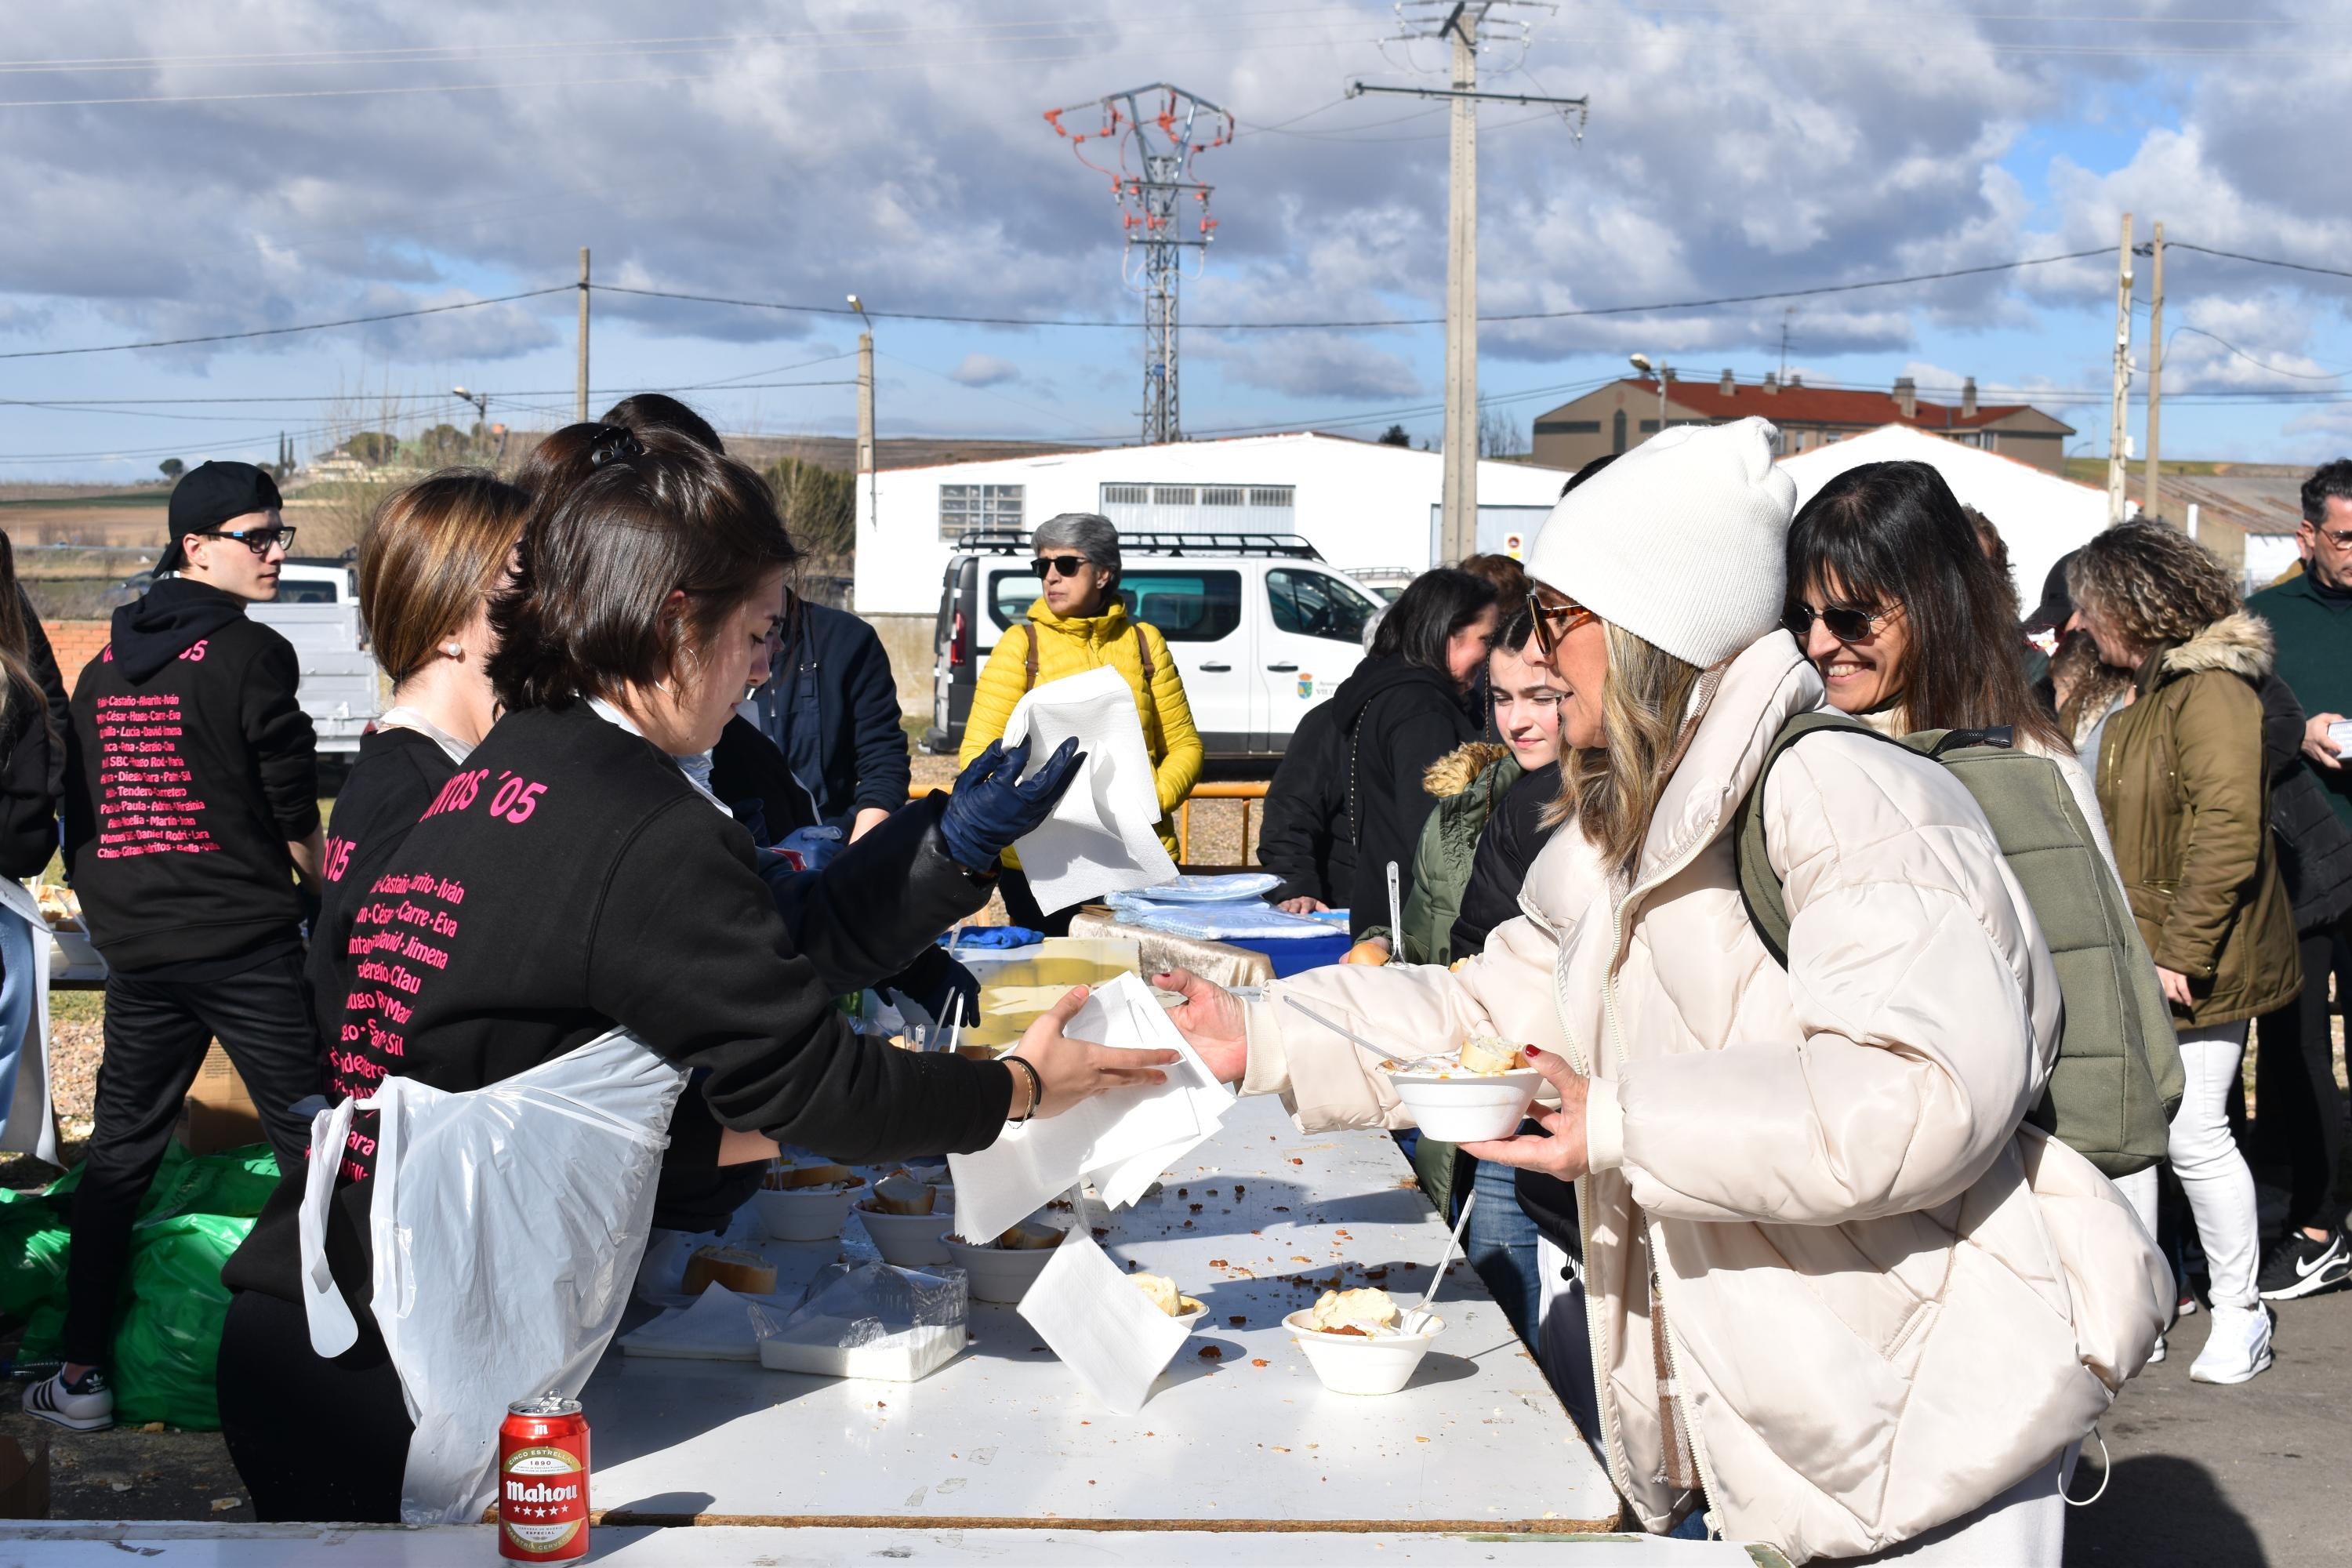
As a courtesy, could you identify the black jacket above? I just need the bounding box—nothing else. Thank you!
[308,724,459,1021]
[225,699,1010,1315]
[743,603,911,835]
[1330,656,1479,938]
[1258,700,1352,908]
[63,579,318,972]
[17,586,69,803]
[2259,673,2352,934]
[1450,762,1561,958]
[0,677,56,880]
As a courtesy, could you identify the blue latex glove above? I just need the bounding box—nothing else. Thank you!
[939,736,1086,871]
[776,824,845,871]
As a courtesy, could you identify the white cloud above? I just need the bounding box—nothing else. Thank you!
[949,352,1021,387]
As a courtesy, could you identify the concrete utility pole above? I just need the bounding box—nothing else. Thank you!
[2144,221,2165,528]
[2106,212,2133,526]
[575,247,592,425]
[1350,2,1584,564]
[850,294,877,530]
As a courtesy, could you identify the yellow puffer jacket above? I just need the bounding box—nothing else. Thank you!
[958,597,1203,866]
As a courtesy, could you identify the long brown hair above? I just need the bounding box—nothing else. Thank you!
[2065,521,2241,653]
[0,532,42,731]
[1786,460,2064,751]
[1552,622,1709,871]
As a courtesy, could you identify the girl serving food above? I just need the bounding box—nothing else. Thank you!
[1156,419,2168,1566]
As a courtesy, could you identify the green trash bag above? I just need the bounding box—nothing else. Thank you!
[0,1218,70,1319]
[108,1212,254,1430]
[136,1145,281,1225]
[41,1138,191,1217]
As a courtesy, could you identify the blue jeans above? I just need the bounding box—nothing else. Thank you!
[1465,1142,1542,1347]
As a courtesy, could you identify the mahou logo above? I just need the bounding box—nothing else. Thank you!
[499,1444,586,1557]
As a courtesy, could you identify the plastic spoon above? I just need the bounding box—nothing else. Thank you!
[1280,996,1454,1073]
[1386,860,1403,956]
[1398,1189,1476,1337]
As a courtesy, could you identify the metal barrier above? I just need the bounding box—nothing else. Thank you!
[908,778,1270,864]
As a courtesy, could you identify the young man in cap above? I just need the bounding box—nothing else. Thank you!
[27,462,324,1430]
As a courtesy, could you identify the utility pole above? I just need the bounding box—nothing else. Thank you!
[1779,307,1795,382]
[2105,212,2133,526]
[849,294,877,530]
[2143,221,2165,528]
[1350,1,1583,565]
[575,247,592,425]
[1045,85,1233,445]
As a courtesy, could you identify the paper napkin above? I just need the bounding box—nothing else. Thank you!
[1016,1229,1189,1415]
[1000,666,1178,910]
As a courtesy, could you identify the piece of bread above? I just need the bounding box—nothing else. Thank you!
[1131,1272,1182,1316]
[873,1173,936,1217]
[681,1244,776,1298]
[1458,1035,1526,1076]
[1341,941,1391,966]
[995,1220,1065,1251]
[1305,1287,1399,1333]
[770,1161,858,1191]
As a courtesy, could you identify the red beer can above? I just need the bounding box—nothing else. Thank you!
[498,1392,590,1562]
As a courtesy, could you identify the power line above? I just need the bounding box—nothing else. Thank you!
[0,286,571,361]
[2165,241,2352,283]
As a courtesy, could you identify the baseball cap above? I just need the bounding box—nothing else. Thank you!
[2021,550,2078,637]
[160,461,281,572]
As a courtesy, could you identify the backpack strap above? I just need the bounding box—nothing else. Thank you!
[1730,712,1918,966]
[1022,623,1039,692]
[1136,625,1156,685]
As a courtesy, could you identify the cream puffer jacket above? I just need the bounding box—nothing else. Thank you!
[1239,632,2169,1564]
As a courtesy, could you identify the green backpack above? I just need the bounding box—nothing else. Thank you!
[1731,713,2185,1178]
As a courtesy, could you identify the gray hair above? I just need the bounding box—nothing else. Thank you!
[1033,512,1122,579]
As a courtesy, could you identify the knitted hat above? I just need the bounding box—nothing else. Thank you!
[1523,416,1796,668]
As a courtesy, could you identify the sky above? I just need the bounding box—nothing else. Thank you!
[5,1,2352,481]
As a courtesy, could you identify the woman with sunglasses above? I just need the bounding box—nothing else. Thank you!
[1149,420,2167,1565]
[958,513,1202,933]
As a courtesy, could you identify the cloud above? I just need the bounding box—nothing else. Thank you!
[949,352,1021,387]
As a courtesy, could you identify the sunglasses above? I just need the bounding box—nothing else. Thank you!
[1031,554,1091,579]
[1784,600,1898,644]
[1525,587,1597,659]
[195,524,296,557]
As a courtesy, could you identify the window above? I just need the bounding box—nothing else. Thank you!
[1102,484,1149,506]
[1200,486,1245,507]
[939,483,1024,539]
[1152,485,1196,506]
[988,568,1242,643]
[1267,568,1377,645]
[1533,419,1601,435]
[1248,486,1294,510]
[274,578,342,604]
[1100,481,1296,533]
[1611,409,1627,452]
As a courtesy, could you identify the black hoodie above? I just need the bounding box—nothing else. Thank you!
[64,577,319,973]
[1325,654,1479,938]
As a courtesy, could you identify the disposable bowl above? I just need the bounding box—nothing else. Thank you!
[750,1181,861,1243]
[1283,1309,1443,1396]
[1171,1301,1208,1332]
[941,1232,1062,1304]
[1388,1066,1541,1143]
[857,1202,953,1268]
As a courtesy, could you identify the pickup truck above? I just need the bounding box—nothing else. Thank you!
[247,560,379,757]
[923,532,1386,760]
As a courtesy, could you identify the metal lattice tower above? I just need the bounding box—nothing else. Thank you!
[1046,84,1234,445]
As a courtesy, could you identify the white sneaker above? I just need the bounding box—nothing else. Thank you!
[2189,1304,2274,1385]
[2147,1333,2166,1363]
[21,1367,113,1431]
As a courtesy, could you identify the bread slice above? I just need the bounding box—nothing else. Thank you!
[681,1243,776,1298]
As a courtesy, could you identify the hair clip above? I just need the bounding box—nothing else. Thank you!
[588,424,643,468]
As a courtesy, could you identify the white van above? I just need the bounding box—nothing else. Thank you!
[247,559,378,756]
[922,532,1385,759]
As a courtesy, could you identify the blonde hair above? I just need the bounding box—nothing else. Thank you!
[361,470,528,687]
[2066,521,2241,651]
[1548,622,1708,871]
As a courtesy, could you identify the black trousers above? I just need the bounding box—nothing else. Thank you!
[61,952,321,1367]
[218,1289,412,1523]
[996,866,1077,938]
[2253,920,2351,1236]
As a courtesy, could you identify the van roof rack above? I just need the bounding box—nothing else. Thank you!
[953,529,1324,561]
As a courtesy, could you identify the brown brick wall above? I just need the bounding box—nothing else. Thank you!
[41,620,110,692]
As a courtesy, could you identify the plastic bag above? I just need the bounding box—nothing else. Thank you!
[297,1028,686,1527]
[111,1212,252,1428]
[42,1137,188,1211]
[0,1218,69,1320]
[750,1260,967,1382]
[136,1145,280,1226]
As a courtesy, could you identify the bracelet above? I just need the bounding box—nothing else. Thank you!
[1004,1054,1044,1124]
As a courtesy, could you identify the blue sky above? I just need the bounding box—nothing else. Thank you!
[4,2,2350,481]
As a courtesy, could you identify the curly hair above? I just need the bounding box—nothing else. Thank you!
[2066,521,2241,650]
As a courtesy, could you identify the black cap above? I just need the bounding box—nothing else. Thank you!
[2021,549,2079,636]
[161,461,281,572]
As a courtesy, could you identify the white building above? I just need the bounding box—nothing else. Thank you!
[851,432,1570,615]
[1778,423,2123,614]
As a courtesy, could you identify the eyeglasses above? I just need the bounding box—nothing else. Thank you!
[2310,524,2352,550]
[194,525,296,557]
[1784,600,1899,645]
[1525,587,1597,659]
[1031,554,1090,579]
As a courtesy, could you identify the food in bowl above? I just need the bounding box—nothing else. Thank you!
[766,1160,860,1192]
[856,1199,953,1268]
[1457,1035,1527,1076]
[752,1163,866,1242]
[681,1244,776,1298]
[873,1172,938,1216]
[1131,1272,1205,1319]
[942,1221,1069,1303]
[1304,1287,1403,1336]
[1381,1052,1542,1143]
[993,1219,1065,1251]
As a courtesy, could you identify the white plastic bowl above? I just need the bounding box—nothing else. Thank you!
[858,1202,953,1267]
[750,1181,861,1243]
[940,1232,1063,1303]
[1388,1066,1541,1142]
[1284,1308,1443,1396]
[1171,1301,1208,1332]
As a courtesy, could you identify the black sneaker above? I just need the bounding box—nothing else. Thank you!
[2256,1229,2352,1301]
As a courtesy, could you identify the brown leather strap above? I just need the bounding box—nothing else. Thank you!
[1137,625,1156,685]
[1022,624,1038,691]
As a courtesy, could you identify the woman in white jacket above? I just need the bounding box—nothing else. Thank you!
[1160,419,2168,1566]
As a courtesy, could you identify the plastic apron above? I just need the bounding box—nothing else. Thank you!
[0,880,56,1165]
[297,1027,688,1526]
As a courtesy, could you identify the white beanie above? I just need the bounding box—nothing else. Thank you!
[1523,416,1796,669]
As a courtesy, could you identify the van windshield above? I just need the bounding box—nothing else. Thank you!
[987,568,1241,643]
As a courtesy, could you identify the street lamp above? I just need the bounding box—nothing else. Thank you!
[1627,354,1667,439]
[453,384,491,436]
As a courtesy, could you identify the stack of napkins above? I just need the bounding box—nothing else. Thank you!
[947,972,1232,1242]
[1001,666,1178,910]
[617,1283,770,1361]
